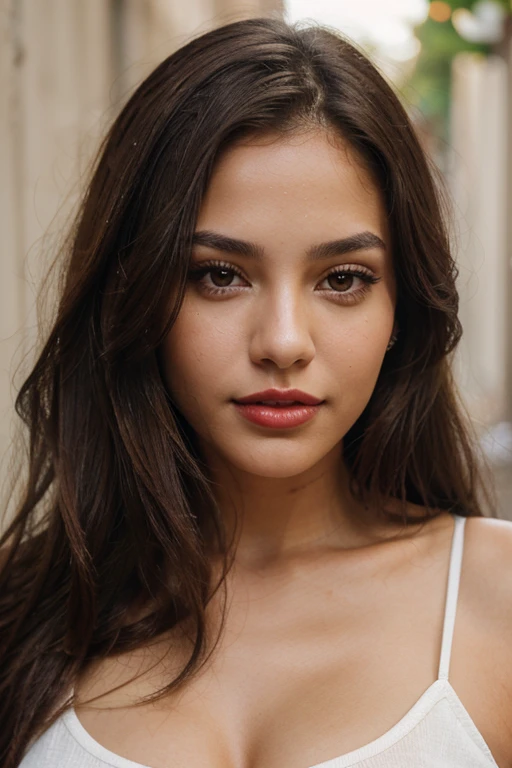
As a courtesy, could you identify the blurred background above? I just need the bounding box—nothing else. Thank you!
[1,0,511,516]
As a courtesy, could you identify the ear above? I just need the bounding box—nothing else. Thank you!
[386,322,399,352]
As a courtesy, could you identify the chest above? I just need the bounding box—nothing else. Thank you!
[73,551,507,768]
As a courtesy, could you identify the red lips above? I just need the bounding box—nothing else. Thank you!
[234,388,323,406]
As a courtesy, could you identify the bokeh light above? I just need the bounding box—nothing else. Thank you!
[429,1,452,23]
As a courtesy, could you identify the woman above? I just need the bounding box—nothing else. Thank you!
[1,15,511,768]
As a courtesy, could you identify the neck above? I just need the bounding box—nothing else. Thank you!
[201,443,375,570]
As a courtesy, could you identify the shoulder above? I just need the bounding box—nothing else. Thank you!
[456,517,512,754]
[461,516,512,675]
[462,516,512,608]
[464,514,512,554]
[464,513,512,541]
[463,515,512,588]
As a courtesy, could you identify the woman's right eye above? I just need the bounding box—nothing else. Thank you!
[187,260,247,295]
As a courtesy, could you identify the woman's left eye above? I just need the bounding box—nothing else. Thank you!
[187,260,381,303]
[319,270,378,294]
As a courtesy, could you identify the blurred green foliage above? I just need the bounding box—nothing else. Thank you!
[443,0,508,9]
[402,0,510,142]
[404,11,485,140]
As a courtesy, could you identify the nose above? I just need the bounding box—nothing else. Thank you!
[248,286,316,370]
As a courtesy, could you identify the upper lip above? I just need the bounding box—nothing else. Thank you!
[233,388,324,405]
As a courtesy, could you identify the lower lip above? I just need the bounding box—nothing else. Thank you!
[233,402,323,428]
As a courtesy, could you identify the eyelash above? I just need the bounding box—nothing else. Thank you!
[187,259,382,305]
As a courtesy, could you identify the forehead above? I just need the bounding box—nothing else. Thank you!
[196,128,389,246]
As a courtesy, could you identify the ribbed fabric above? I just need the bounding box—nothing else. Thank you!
[20,514,499,768]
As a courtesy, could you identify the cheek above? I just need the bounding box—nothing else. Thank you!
[161,303,237,405]
[331,345,385,395]
[321,314,390,406]
[324,301,391,357]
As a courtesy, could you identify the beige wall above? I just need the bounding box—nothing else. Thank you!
[0,0,283,487]
[449,53,509,427]
[1,0,114,484]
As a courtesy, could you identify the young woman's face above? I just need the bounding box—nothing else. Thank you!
[162,128,396,479]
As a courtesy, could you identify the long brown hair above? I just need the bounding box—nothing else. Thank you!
[0,17,495,766]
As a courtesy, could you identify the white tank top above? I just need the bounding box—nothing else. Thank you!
[19,514,499,767]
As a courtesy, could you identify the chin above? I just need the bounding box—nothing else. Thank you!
[208,439,341,480]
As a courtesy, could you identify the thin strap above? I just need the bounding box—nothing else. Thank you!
[438,514,467,680]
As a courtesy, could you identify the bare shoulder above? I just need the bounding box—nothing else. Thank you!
[465,514,512,539]
[463,515,512,585]
[456,516,512,757]
[461,515,512,659]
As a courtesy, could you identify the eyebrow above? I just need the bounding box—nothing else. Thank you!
[191,229,386,261]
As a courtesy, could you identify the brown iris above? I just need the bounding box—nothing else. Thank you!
[328,273,354,292]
